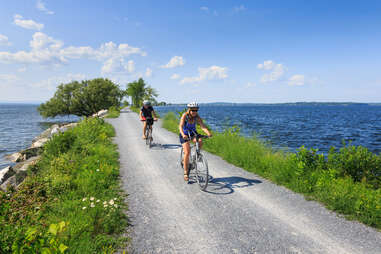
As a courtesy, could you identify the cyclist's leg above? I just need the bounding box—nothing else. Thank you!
[182,142,191,180]
[142,121,147,139]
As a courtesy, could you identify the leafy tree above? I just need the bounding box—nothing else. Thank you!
[38,78,123,118]
[126,78,158,107]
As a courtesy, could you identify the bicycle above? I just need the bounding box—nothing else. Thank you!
[179,130,210,191]
[142,117,156,148]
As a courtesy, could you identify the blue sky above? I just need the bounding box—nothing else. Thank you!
[1,0,381,103]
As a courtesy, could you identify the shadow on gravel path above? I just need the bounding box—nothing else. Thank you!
[204,176,262,195]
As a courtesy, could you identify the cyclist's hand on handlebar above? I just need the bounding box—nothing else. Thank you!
[154,118,158,121]
[182,134,188,140]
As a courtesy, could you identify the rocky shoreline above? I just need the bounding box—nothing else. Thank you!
[0,109,109,191]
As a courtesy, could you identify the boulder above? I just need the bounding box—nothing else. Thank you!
[13,156,40,173]
[5,152,22,162]
[51,125,60,136]
[0,175,16,191]
[31,138,49,148]
[93,109,108,118]
[17,147,40,162]
[0,166,15,185]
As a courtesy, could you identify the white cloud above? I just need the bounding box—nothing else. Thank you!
[145,68,152,77]
[234,5,247,13]
[180,65,228,84]
[101,57,135,74]
[0,35,11,46]
[257,60,275,70]
[288,75,305,86]
[36,0,54,15]
[0,74,18,83]
[246,82,256,88]
[170,73,180,80]
[30,73,86,91]
[258,60,287,83]
[200,6,209,12]
[0,32,146,72]
[161,56,185,68]
[18,67,27,72]
[13,14,44,30]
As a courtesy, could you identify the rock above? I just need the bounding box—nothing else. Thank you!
[17,147,40,162]
[0,175,16,191]
[0,166,15,184]
[31,138,49,148]
[92,109,108,118]
[5,152,22,162]
[51,126,60,136]
[13,156,40,173]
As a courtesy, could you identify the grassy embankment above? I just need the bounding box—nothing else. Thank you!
[163,112,381,230]
[0,114,128,253]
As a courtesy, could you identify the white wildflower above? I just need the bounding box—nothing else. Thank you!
[103,201,107,205]
[104,204,108,208]
[114,204,118,208]
[90,203,95,208]
[96,199,100,203]
[82,197,87,202]
[96,169,100,172]
[114,198,117,200]
[90,197,95,201]
[109,199,114,205]
[82,207,87,210]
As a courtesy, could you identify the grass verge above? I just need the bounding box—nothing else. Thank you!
[163,112,381,230]
[0,117,128,253]
[105,106,121,118]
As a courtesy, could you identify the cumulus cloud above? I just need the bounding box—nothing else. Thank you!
[0,32,146,73]
[101,57,135,74]
[170,73,180,80]
[36,0,54,15]
[30,73,86,90]
[234,5,247,13]
[0,74,18,83]
[13,14,44,30]
[200,6,209,12]
[180,65,228,84]
[288,75,305,86]
[161,56,185,68]
[0,35,11,46]
[257,60,287,83]
[145,68,152,77]
[246,82,256,88]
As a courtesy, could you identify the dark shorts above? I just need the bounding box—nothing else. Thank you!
[143,117,154,126]
[179,131,198,144]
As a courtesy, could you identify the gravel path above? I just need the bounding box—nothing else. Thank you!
[107,108,381,254]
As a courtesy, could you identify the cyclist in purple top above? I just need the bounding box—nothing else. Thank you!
[179,102,212,181]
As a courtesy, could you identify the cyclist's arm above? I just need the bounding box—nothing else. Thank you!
[179,114,188,138]
[139,110,144,121]
[152,110,158,120]
[198,117,212,137]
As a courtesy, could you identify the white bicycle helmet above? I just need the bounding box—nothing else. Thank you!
[143,100,151,106]
[187,102,199,108]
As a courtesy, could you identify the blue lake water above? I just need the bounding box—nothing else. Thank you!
[155,104,381,154]
[0,104,78,169]
[1,104,381,170]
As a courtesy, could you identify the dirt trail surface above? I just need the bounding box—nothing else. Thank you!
[107,108,381,254]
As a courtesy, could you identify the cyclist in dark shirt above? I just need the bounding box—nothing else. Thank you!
[140,100,158,139]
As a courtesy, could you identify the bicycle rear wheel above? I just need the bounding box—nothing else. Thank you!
[148,128,153,148]
[195,152,208,191]
[145,128,150,146]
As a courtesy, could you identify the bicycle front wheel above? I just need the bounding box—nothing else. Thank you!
[148,128,153,148]
[195,152,209,191]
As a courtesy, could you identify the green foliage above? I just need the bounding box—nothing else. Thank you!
[11,221,69,254]
[0,118,128,253]
[125,78,158,107]
[105,106,121,118]
[162,112,381,229]
[38,78,123,118]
